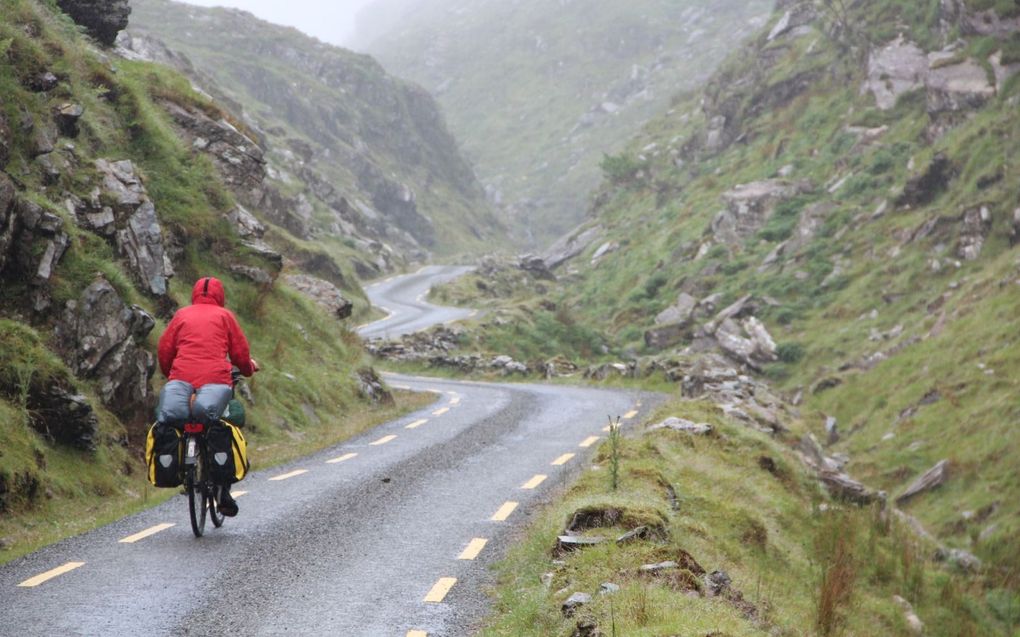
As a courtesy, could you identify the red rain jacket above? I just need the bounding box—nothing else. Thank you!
[157,277,256,388]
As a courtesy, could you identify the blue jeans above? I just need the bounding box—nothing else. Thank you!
[157,381,233,427]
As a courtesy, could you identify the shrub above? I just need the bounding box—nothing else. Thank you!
[777,342,806,363]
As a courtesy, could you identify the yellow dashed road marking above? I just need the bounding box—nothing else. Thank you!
[432,407,450,417]
[449,397,461,405]
[370,434,397,446]
[623,410,639,420]
[391,384,411,390]
[551,453,576,466]
[407,631,428,637]
[521,474,547,490]
[423,577,457,603]
[579,436,601,448]
[269,469,308,481]
[458,538,488,560]
[18,562,85,588]
[327,452,358,464]
[232,490,248,498]
[491,501,519,521]
[405,419,429,430]
[119,523,174,544]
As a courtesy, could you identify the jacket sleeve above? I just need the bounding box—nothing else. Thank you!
[157,316,180,378]
[225,311,255,377]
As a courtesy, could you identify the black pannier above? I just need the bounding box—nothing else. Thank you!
[145,422,182,488]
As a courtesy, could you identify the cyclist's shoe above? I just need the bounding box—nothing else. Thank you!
[219,490,239,517]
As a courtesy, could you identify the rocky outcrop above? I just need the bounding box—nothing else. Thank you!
[26,385,101,451]
[69,159,174,297]
[162,101,266,208]
[283,274,353,320]
[354,367,393,404]
[862,36,928,110]
[711,179,810,245]
[897,459,950,504]
[544,225,603,270]
[56,0,131,46]
[714,317,778,370]
[55,278,156,423]
[0,179,73,312]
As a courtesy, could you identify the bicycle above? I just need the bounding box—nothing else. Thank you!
[182,421,226,537]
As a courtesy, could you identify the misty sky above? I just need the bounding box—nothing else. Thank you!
[179,0,375,46]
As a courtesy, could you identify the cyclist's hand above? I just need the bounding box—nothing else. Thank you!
[250,357,260,373]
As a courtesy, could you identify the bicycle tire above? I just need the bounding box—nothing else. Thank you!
[187,463,207,538]
[210,484,225,528]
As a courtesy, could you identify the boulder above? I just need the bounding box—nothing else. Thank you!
[229,264,274,286]
[54,278,156,420]
[590,241,619,265]
[644,323,689,350]
[896,459,949,504]
[935,547,982,573]
[712,180,808,245]
[284,274,353,320]
[29,72,59,93]
[26,386,100,451]
[926,55,996,114]
[649,417,712,435]
[55,0,131,46]
[517,254,555,280]
[353,367,393,404]
[225,205,266,240]
[544,225,603,269]
[862,36,928,110]
[655,292,698,326]
[715,317,777,370]
[561,592,592,617]
[957,205,991,261]
[820,470,879,504]
[54,103,84,138]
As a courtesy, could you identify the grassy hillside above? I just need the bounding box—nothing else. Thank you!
[0,0,416,562]
[482,400,1014,636]
[129,0,503,262]
[407,0,1020,630]
[359,0,773,246]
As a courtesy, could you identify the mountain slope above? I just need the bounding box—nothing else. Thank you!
[357,0,773,246]
[0,0,408,562]
[528,0,1020,595]
[129,0,503,266]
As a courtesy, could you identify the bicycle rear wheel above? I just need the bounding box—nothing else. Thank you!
[187,464,207,537]
[209,484,225,528]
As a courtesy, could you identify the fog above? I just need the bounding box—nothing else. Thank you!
[179,0,378,47]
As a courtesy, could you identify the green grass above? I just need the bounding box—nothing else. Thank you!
[481,401,1008,635]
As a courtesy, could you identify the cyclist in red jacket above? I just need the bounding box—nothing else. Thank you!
[157,276,258,516]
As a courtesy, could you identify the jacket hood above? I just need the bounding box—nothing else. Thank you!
[192,277,226,307]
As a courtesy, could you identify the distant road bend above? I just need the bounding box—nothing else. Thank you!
[358,265,476,340]
[0,267,662,637]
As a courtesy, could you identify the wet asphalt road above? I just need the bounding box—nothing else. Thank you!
[358,265,476,340]
[0,266,662,637]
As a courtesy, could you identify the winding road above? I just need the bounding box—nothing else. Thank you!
[358,265,476,340]
[0,266,659,637]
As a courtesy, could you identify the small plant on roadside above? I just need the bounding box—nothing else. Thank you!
[607,416,622,491]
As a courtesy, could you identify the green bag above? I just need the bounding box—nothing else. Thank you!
[222,398,246,428]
